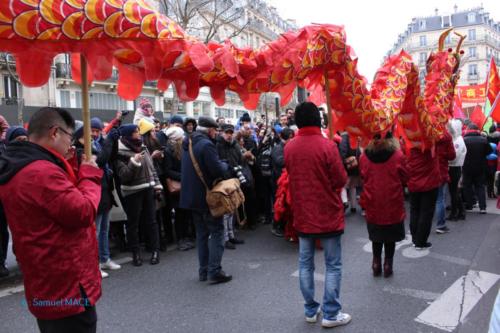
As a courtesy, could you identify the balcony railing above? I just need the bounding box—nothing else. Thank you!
[248,19,277,40]
[1,97,23,105]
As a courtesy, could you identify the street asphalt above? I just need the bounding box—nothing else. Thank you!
[0,199,499,333]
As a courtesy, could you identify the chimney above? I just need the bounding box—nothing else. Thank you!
[454,4,458,13]
[435,8,439,16]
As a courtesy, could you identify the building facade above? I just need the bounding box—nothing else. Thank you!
[388,6,500,113]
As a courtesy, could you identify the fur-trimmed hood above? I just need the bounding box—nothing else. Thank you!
[364,137,400,163]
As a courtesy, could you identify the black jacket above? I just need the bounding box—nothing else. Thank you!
[463,131,493,175]
[163,144,182,181]
[75,136,117,213]
[216,137,243,168]
[339,133,361,176]
[271,141,285,181]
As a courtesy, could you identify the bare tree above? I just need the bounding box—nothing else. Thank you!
[159,0,248,43]
[158,0,249,115]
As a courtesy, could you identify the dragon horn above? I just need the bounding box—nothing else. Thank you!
[454,32,466,54]
[438,28,453,51]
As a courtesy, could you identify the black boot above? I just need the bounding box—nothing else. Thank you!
[150,251,160,265]
[0,263,9,278]
[383,258,393,278]
[132,250,143,267]
[372,256,382,277]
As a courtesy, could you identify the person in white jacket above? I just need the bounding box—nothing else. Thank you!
[447,119,467,220]
[133,98,155,125]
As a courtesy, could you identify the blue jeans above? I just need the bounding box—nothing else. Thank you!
[435,185,446,228]
[299,235,342,320]
[95,211,110,263]
[192,211,224,279]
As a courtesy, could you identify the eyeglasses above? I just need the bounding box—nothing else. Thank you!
[51,126,74,138]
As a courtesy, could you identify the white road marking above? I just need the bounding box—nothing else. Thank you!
[114,257,133,265]
[248,263,261,269]
[427,253,471,266]
[415,270,500,332]
[291,270,325,282]
[0,285,24,299]
[402,246,430,258]
[383,286,441,301]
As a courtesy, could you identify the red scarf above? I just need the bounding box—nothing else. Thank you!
[44,146,78,185]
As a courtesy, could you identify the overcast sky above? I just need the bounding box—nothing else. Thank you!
[267,0,500,80]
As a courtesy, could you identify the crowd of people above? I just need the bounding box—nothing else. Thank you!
[0,99,498,330]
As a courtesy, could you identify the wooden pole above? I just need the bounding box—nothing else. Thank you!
[80,54,91,161]
[324,68,334,139]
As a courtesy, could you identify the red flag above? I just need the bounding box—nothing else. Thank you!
[453,94,465,119]
[470,105,486,128]
[486,57,500,105]
[491,93,500,123]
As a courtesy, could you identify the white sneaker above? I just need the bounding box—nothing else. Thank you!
[305,308,321,323]
[100,259,121,270]
[100,269,109,279]
[321,312,352,328]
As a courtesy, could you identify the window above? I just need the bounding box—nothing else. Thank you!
[3,76,18,99]
[215,107,233,119]
[60,90,71,108]
[468,47,477,58]
[445,34,451,44]
[419,35,427,47]
[419,52,427,65]
[468,64,478,76]
[468,29,476,41]
[467,12,476,24]
[418,20,426,30]
[75,91,129,110]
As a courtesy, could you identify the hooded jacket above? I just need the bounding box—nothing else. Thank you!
[285,126,347,236]
[448,119,467,167]
[360,138,409,226]
[0,142,102,320]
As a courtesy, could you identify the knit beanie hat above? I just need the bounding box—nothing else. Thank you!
[165,126,185,141]
[240,113,251,123]
[138,118,155,135]
[119,124,138,138]
[170,115,184,126]
[73,120,84,140]
[6,126,28,142]
[90,117,103,130]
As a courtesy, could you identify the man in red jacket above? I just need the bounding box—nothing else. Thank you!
[408,145,441,250]
[434,131,456,234]
[285,102,351,328]
[0,107,103,333]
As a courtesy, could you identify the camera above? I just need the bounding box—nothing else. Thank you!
[121,110,130,117]
[233,166,247,185]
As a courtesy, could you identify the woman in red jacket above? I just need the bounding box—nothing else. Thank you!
[360,132,409,277]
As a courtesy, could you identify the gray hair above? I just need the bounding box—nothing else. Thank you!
[196,125,209,134]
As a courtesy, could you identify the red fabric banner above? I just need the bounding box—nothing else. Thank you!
[456,84,486,103]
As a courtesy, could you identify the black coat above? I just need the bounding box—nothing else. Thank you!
[271,141,285,181]
[463,132,493,175]
[75,136,117,213]
[164,144,182,181]
[216,137,243,168]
